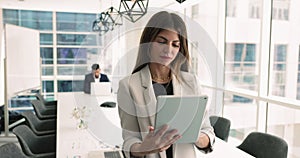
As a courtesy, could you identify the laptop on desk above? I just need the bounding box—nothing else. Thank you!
[90,82,112,96]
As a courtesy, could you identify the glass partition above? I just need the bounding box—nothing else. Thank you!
[56,12,95,32]
[267,103,300,158]
[269,0,299,101]
[41,66,54,76]
[40,47,53,64]
[225,0,262,91]
[57,34,97,46]
[57,80,83,92]
[223,93,257,144]
[42,80,54,93]
[40,33,53,45]
[57,66,87,76]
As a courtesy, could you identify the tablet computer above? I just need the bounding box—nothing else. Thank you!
[155,95,208,143]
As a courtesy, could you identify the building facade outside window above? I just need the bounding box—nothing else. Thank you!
[272,0,290,20]
[225,43,257,91]
[272,44,287,97]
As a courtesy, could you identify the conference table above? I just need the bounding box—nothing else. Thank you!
[57,92,254,158]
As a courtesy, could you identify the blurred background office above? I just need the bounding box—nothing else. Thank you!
[0,0,300,157]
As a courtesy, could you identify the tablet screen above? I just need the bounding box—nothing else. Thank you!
[155,95,208,143]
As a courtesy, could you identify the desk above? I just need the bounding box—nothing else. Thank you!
[57,92,254,158]
[57,92,122,158]
[197,138,254,158]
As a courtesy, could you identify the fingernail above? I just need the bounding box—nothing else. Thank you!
[149,126,154,132]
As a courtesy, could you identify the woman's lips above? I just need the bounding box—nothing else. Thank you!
[160,56,172,60]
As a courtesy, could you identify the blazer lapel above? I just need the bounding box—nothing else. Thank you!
[140,66,157,126]
[172,73,182,96]
[140,68,184,126]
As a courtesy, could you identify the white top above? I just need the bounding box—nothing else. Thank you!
[94,76,101,82]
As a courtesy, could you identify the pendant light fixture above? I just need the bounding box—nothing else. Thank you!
[92,12,111,35]
[175,0,186,3]
[119,0,149,23]
[103,6,123,30]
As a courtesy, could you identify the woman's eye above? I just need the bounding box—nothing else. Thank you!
[157,41,166,44]
[173,44,180,47]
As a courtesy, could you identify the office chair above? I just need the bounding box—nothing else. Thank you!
[237,132,288,158]
[0,142,28,158]
[31,100,56,120]
[35,93,57,108]
[12,124,56,158]
[209,115,231,142]
[21,111,56,136]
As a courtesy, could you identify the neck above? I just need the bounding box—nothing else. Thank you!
[149,63,171,83]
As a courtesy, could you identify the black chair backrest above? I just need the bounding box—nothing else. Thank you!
[209,115,231,142]
[0,143,28,158]
[12,125,56,156]
[35,93,57,107]
[21,111,56,136]
[237,132,288,158]
[31,100,56,119]
[36,93,45,103]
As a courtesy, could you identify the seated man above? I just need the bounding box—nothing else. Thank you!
[83,64,110,94]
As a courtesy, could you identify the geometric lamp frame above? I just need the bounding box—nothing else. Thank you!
[119,0,149,23]
[103,6,123,30]
[175,0,186,3]
[92,12,112,35]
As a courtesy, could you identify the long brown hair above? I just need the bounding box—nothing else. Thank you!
[132,11,190,77]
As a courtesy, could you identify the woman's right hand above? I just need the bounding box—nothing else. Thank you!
[130,124,181,157]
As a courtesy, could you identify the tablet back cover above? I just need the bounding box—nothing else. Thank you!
[155,95,208,143]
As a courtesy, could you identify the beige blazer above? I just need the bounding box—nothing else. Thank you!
[117,66,215,158]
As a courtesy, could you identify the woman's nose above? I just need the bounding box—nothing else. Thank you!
[163,43,173,53]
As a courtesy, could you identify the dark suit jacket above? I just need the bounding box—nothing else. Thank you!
[83,73,110,94]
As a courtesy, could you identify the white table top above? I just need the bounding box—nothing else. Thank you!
[57,92,254,158]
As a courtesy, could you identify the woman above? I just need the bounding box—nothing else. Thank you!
[117,11,215,158]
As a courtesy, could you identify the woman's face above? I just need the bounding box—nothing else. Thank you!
[149,29,180,66]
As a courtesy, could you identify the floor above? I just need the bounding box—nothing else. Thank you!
[0,132,18,147]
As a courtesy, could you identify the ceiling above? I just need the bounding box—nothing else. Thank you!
[0,0,197,13]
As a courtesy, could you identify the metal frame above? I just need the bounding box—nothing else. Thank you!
[119,0,149,23]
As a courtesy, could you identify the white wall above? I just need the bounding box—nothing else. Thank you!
[5,24,40,98]
[0,8,4,106]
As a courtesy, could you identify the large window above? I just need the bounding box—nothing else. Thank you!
[3,10,52,30]
[272,44,287,97]
[56,12,95,32]
[223,0,299,157]
[42,81,54,93]
[224,93,257,139]
[57,48,87,64]
[225,43,257,90]
[57,80,83,92]
[2,9,111,96]
[267,104,300,158]
[40,47,53,64]
[56,34,97,46]
[40,33,53,45]
[2,1,300,157]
